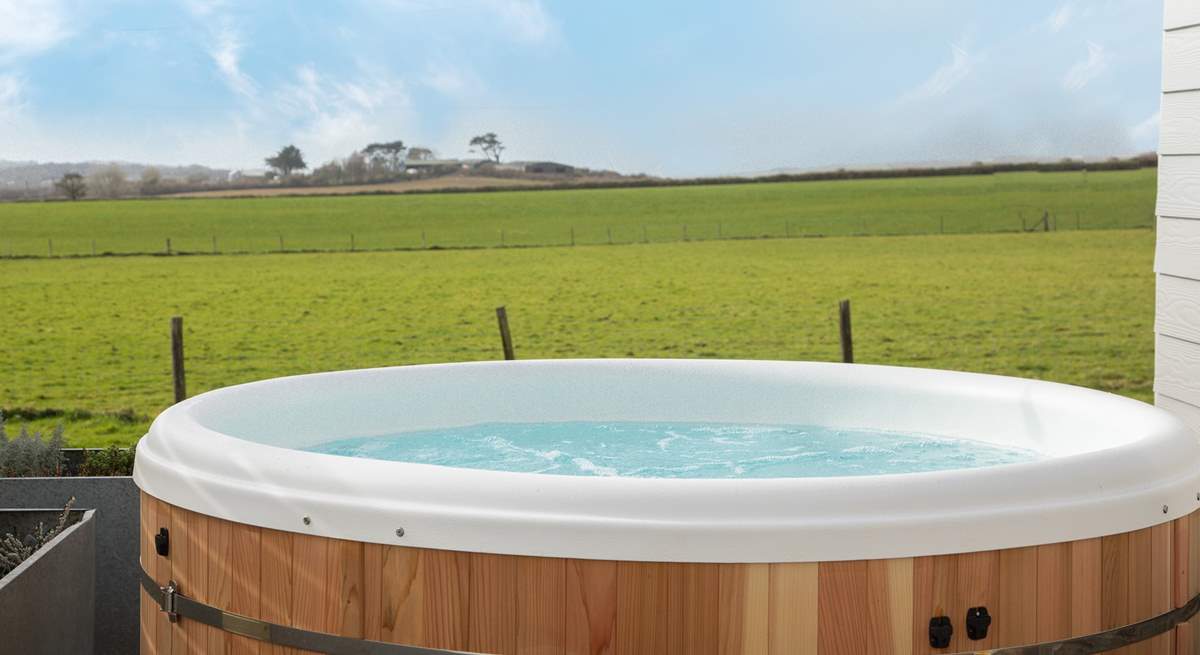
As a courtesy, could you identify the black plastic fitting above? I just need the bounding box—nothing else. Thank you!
[966,606,991,640]
[929,615,953,648]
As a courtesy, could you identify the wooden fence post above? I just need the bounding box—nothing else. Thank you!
[838,300,854,364]
[350,233,355,251]
[607,227,613,245]
[91,240,96,256]
[422,230,427,249]
[278,235,285,252]
[570,227,576,246]
[166,238,172,255]
[212,235,218,254]
[48,238,53,257]
[171,316,187,403]
[495,306,515,360]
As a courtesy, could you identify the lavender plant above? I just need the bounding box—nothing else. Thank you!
[0,497,76,579]
[0,411,66,477]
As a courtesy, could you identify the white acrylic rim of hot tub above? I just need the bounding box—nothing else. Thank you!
[134,359,1200,563]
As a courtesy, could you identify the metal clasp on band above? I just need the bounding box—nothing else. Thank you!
[161,579,179,623]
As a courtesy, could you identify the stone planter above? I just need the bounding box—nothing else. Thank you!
[0,476,138,655]
[0,508,96,655]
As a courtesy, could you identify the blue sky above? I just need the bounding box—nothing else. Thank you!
[0,0,1166,176]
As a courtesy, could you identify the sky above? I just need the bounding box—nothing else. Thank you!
[0,0,1167,177]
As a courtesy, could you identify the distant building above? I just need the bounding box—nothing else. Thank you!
[487,161,576,175]
[403,158,486,173]
[228,168,273,184]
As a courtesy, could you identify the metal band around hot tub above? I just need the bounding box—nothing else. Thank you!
[142,565,1200,655]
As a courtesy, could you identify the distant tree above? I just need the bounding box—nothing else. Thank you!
[88,165,127,199]
[185,172,210,186]
[406,147,435,161]
[344,152,368,183]
[139,167,161,195]
[469,132,504,163]
[364,140,406,172]
[265,145,307,177]
[311,160,345,185]
[55,173,86,200]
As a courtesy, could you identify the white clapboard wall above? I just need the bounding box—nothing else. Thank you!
[1157,0,1200,434]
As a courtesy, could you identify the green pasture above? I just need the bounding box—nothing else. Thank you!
[0,229,1155,446]
[0,169,1156,257]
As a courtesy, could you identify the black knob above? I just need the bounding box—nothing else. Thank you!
[929,615,953,649]
[966,606,991,640]
[154,527,169,557]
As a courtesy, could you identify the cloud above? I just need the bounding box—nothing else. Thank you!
[0,72,23,123]
[182,0,228,16]
[0,0,72,60]
[379,0,559,45]
[1045,3,1074,33]
[1131,110,1159,148]
[900,40,973,102]
[1063,41,1111,91]
[210,23,256,99]
[479,0,556,44]
[275,64,413,161]
[422,61,482,97]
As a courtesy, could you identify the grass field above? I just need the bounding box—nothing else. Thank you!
[0,228,1155,447]
[0,169,1156,257]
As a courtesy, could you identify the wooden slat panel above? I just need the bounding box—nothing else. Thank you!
[866,558,913,655]
[1165,28,1200,91]
[472,553,519,654]
[1071,538,1102,636]
[140,493,155,655]
[565,559,616,655]
[1176,515,1192,608]
[667,563,719,655]
[912,556,956,654]
[955,551,998,651]
[293,534,328,655]
[1156,219,1200,280]
[1158,156,1200,219]
[192,515,216,653]
[1103,532,1132,655]
[767,563,817,655]
[817,561,867,655]
[1158,275,1200,344]
[379,546,423,646]
[229,521,262,655]
[260,529,298,655]
[1157,335,1200,406]
[423,550,469,651]
[719,563,769,655]
[327,540,365,639]
[1148,523,1176,654]
[617,562,669,655]
[207,515,231,654]
[516,557,565,655]
[997,547,1038,647]
[171,507,209,655]
[1038,543,1072,642]
[1162,93,1200,154]
[1165,2,1200,30]
[1130,527,1158,655]
[363,544,383,642]
[154,499,174,655]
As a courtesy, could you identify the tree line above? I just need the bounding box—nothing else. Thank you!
[49,133,506,200]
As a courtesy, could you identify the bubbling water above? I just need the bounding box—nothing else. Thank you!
[304,421,1041,479]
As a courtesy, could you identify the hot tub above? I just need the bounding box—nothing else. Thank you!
[135,359,1200,654]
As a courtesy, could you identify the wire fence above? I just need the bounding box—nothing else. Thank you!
[0,210,1159,260]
